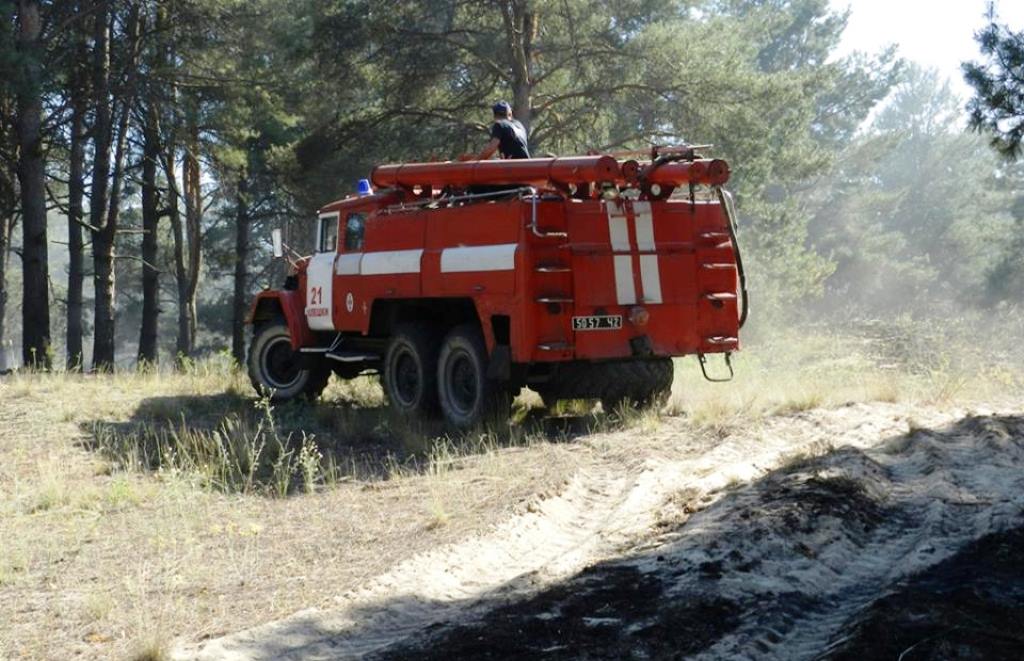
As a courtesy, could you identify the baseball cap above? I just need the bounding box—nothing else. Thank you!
[492,101,512,115]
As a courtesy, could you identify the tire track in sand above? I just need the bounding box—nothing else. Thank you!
[687,409,1024,660]
[179,466,643,660]
[177,403,998,660]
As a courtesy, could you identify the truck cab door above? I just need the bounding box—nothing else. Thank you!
[333,211,367,331]
[305,211,339,331]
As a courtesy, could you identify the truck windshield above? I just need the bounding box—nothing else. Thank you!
[344,213,365,251]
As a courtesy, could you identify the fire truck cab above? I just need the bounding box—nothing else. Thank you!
[247,150,746,429]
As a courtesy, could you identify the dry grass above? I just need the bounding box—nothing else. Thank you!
[664,323,1023,433]
[0,363,580,660]
[1,322,1019,659]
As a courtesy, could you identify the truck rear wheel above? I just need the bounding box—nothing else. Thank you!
[382,324,440,418]
[248,322,330,401]
[531,358,674,412]
[600,358,674,412]
[437,325,511,430]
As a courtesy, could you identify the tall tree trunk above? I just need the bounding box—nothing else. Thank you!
[15,0,51,369]
[138,102,161,365]
[502,1,537,134]
[93,99,131,370]
[164,102,203,367]
[66,14,88,371]
[164,144,192,364]
[0,214,12,369]
[88,1,112,370]
[67,105,86,370]
[231,165,250,364]
[92,3,140,371]
[180,112,202,358]
[90,234,116,370]
[0,95,16,367]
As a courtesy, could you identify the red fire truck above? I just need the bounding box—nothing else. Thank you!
[246,147,747,428]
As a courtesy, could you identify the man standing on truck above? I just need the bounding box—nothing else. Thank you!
[474,101,530,160]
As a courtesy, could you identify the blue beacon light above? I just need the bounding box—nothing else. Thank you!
[357,179,373,196]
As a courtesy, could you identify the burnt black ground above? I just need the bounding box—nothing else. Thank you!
[375,526,1024,661]
[371,468,887,661]
[374,563,741,660]
[373,428,1024,661]
[825,525,1024,661]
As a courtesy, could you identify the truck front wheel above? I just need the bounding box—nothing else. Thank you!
[248,322,330,401]
[437,325,511,430]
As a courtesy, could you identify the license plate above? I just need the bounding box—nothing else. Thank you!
[572,315,623,331]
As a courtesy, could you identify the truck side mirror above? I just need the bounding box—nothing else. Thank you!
[272,229,284,258]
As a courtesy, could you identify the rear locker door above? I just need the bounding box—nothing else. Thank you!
[692,202,741,352]
[567,200,659,358]
[567,199,716,358]
[646,200,739,354]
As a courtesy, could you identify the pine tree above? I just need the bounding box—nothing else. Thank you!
[0,5,17,363]
[13,0,50,368]
[964,5,1024,302]
[964,8,1024,158]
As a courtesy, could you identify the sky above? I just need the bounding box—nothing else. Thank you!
[831,0,1024,100]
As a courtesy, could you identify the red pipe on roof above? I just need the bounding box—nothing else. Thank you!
[642,159,731,186]
[371,155,621,189]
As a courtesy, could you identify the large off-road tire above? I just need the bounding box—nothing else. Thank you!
[599,358,674,412]
[248,322,330,401]
[533,358,674,412]
[437,325,511,430]
[382,324,441,418]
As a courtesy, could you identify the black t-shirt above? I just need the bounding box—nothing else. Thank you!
[490,119,530,159]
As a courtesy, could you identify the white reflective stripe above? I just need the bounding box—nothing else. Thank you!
[360,249,423,275]
[608,202,637,304]
[335,252,362,275]
[633,201,655,252]
[634,202,662,303]
[441,243,517,273]
[613,255,637,305]
[639,255,663,304]
[606,204,630,252]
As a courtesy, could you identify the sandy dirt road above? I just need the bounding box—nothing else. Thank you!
[177,401,1024,660]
